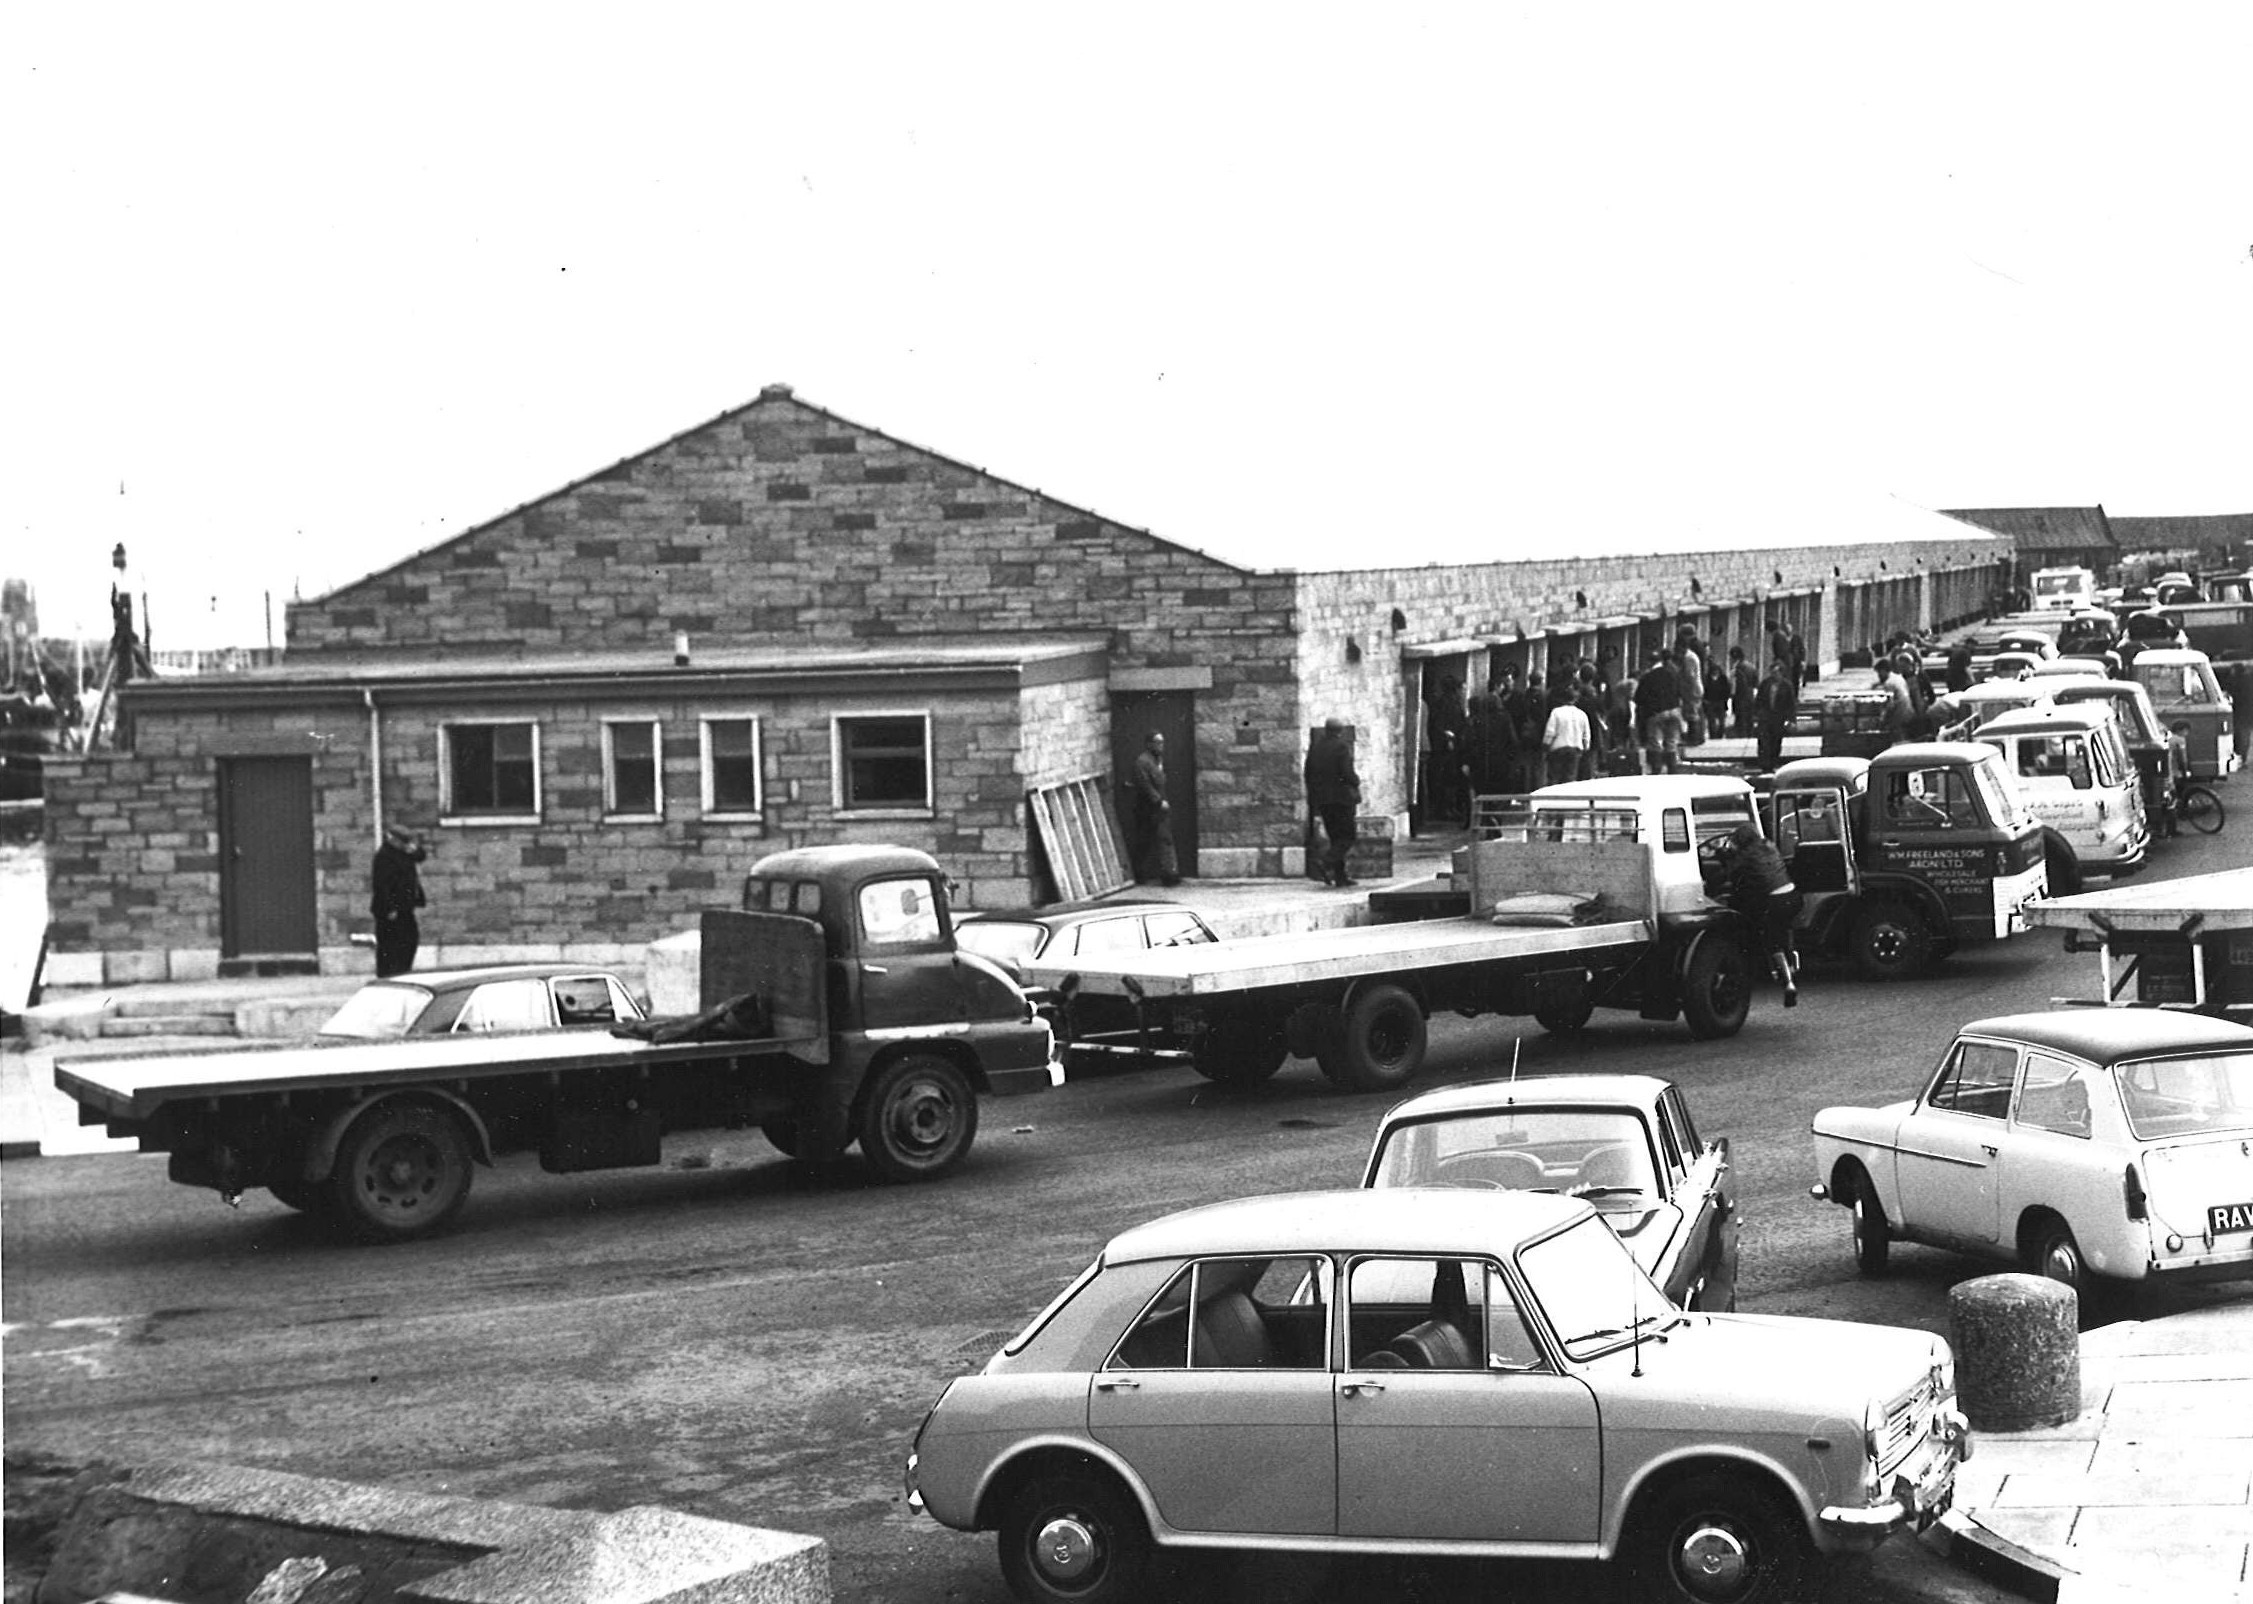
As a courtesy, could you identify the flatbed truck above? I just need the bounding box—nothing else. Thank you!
[1028,778,1764,1093]
[53,846,1058,1242]
[2027,866,2253,1022]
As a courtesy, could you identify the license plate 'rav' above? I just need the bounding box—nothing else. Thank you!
[2207,1202,2253,1236]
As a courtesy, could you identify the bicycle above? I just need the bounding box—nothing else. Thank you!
[2177,779,2226,835]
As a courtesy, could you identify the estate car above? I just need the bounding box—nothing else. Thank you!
[909,1188,1968,1604]
[1812,1010,2253,1293]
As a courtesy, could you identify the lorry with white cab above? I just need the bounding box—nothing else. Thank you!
[1026,777,1766,1094]
[53,845,1059,1242]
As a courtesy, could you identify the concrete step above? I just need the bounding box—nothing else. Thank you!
[100,1013,238,1039]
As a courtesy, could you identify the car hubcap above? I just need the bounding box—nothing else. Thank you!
[1676,1521,1751,1599]
[2044,1241,2079,1284]
[1032,1514,1097,1582]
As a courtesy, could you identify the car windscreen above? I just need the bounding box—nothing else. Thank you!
[1517,1214,1674,1361]
[318,983,433,1039]
[2114,1054,2253,1140]
[954,921,1047,964]
[1369,1110,1656,1197]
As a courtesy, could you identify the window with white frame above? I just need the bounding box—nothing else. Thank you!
[834,712,932,812]
[602,719,663,819]
[700,716,763,816]
[442,721,541,819]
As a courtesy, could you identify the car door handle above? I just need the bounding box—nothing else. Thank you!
[1094,1377,1139,1391]
[1340,1377,1388,1395]
[1982,1144,1998,1157]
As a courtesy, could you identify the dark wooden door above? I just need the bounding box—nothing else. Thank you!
[1109,691,1198,874]
[218,756,317,959]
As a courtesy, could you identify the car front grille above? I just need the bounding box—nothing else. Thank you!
[1878,1374,1939,1473]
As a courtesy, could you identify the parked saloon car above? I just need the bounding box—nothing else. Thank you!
[318,965,646,1040]
[955,902,1218,1062]
[1360,1073,1739,1311]
[1811,1011,2253,1294]
[908,1189,1968,1604]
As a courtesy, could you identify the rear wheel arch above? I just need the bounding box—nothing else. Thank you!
[974,1444,1155,1535]
[304,1088,494,1183]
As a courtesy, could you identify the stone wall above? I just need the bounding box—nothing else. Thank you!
[43,664,1110,982]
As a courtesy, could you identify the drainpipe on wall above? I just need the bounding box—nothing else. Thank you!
[365,689,383,841]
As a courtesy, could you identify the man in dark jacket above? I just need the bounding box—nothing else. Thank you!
[1721,822,1800,1007]
[371,822,429,978]
[1305,718,1363,887]
[1634,652,1682,773]
[1755,658,1798,769]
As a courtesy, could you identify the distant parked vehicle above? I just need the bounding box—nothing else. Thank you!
[2030,565,2098,612]
[955,901,1219,1065]
[2128,648,2240,778]
[319,964,646,1039]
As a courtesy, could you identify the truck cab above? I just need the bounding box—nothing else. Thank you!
[2128,648,2241,779]
[1974,704,2149,879]
[1765,743,2049,979]
[739,846,1058,1162]
[1515,776,1762,923]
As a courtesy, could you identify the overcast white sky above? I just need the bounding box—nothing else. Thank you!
[8,4,2250,649]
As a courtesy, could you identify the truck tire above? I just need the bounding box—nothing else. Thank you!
[1849,901,1929,981]
[856,1054,978,1183]
[1680,934,1751,1040]
[1330,984,1428,1092]
[329,1100,474,1243]
[1191,1014,1288,1086]
[2041,829,2084,896]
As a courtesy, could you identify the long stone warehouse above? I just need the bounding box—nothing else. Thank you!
[41,384,2008,983]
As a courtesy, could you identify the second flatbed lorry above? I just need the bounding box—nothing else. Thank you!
[1027,778,1766,1093]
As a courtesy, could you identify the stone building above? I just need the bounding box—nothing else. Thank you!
[41,385,2008,983]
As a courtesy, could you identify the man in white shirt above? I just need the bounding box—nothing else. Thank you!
[1542,685,1592,786]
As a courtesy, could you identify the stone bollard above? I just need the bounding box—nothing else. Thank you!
[1949,1272,2081,1431]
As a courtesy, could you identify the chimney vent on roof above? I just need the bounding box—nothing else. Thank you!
[760,383,795,400]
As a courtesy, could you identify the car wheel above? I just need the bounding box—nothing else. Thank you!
[856,1054,978,1183]
[1626,1471,1813,1604]
[1851,1174,1891,1276]
[1849,902,1929,981]
[1190,1013,1288,1086]
[328,1100,474,1243]
[760,1119,800,1157]
[266,1174,326,1214]
[1680,933,1751,1040]
[2028,1217,2095,1300]
[999,1469,1152,1604]
[1331,984,1428,1092]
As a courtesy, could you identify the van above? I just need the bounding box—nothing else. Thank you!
[1927,679,2053,740]
[2030,566,2097,612]
[2127,647,2240,778]
[2048,678,2176,831]
[1975,705,2148,877]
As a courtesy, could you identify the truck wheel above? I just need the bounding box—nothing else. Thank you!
[1680,935,1751,1040]
[857,1055,978,1183]
[1850,1173,1891,1276]
[1849,902,1929,981]
[998,1468,1152,1604]
[1191,1015,1288,1086]
[1624,1470,1813,1604]
[1331,985,1428,1092]
[329,1101,473,1243]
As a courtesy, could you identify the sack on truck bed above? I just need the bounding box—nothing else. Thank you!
[1489,890,1604,928]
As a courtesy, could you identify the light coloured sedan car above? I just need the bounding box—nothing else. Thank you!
[1812,1010,2253,1294]
[1361,1072,1738,1312]
[956,901,1218,1066]
[318,965,645,1039]
[908,1188,1967,1604]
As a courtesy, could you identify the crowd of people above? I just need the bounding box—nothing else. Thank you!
[1416,620,1815,823]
